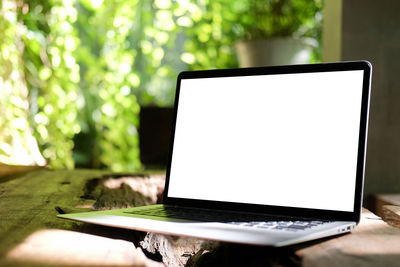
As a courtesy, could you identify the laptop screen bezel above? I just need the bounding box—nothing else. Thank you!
[163,61,372,223]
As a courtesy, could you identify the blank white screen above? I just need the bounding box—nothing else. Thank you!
[168,70,364,212]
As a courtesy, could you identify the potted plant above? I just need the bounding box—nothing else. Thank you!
[231,0,322,67]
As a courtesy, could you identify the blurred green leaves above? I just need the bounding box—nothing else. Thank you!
[0,0,46,167]
[20,0,81,169]
[0,0,322,171]
[228,0,323,40]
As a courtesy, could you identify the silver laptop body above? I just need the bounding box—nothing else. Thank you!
[59,61,372,247]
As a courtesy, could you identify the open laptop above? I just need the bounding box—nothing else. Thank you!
[59,61,372,247]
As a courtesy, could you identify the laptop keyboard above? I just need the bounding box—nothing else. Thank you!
[124,206,330,232]
[228,220,327,231]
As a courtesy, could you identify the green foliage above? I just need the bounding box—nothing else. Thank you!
[228,0,323,40]
[19,0,81,169]
[0,0,142,170]
[182,0,239,70]
[73,0,141,171]
[0,0,322,171]
[0,0,46,166]
[0,0,29,164]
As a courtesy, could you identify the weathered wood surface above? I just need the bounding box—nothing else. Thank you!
[0,169,165,266]
[0,163,44,178]
[295,208,400,267]
[372,193,400,217]
[382,205,400,228]
[1,170,400,267]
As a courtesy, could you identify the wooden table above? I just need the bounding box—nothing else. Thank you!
[1,169,400,266]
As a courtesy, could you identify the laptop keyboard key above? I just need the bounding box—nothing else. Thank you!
[124,206,330,232]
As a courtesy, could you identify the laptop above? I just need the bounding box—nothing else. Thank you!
[59,61,372,247]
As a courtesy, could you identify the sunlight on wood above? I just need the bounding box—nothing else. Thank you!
[297,209,400,267]
[6,229,162,266]
[104,175,165,204]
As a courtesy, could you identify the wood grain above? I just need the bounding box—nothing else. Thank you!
[372,194,400,217]
[295,208,400,267]
[0,169,163,266]
[382,205,400,228]
[2,170,400,267]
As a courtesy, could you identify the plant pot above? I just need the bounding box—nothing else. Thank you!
[235,37,314,67]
